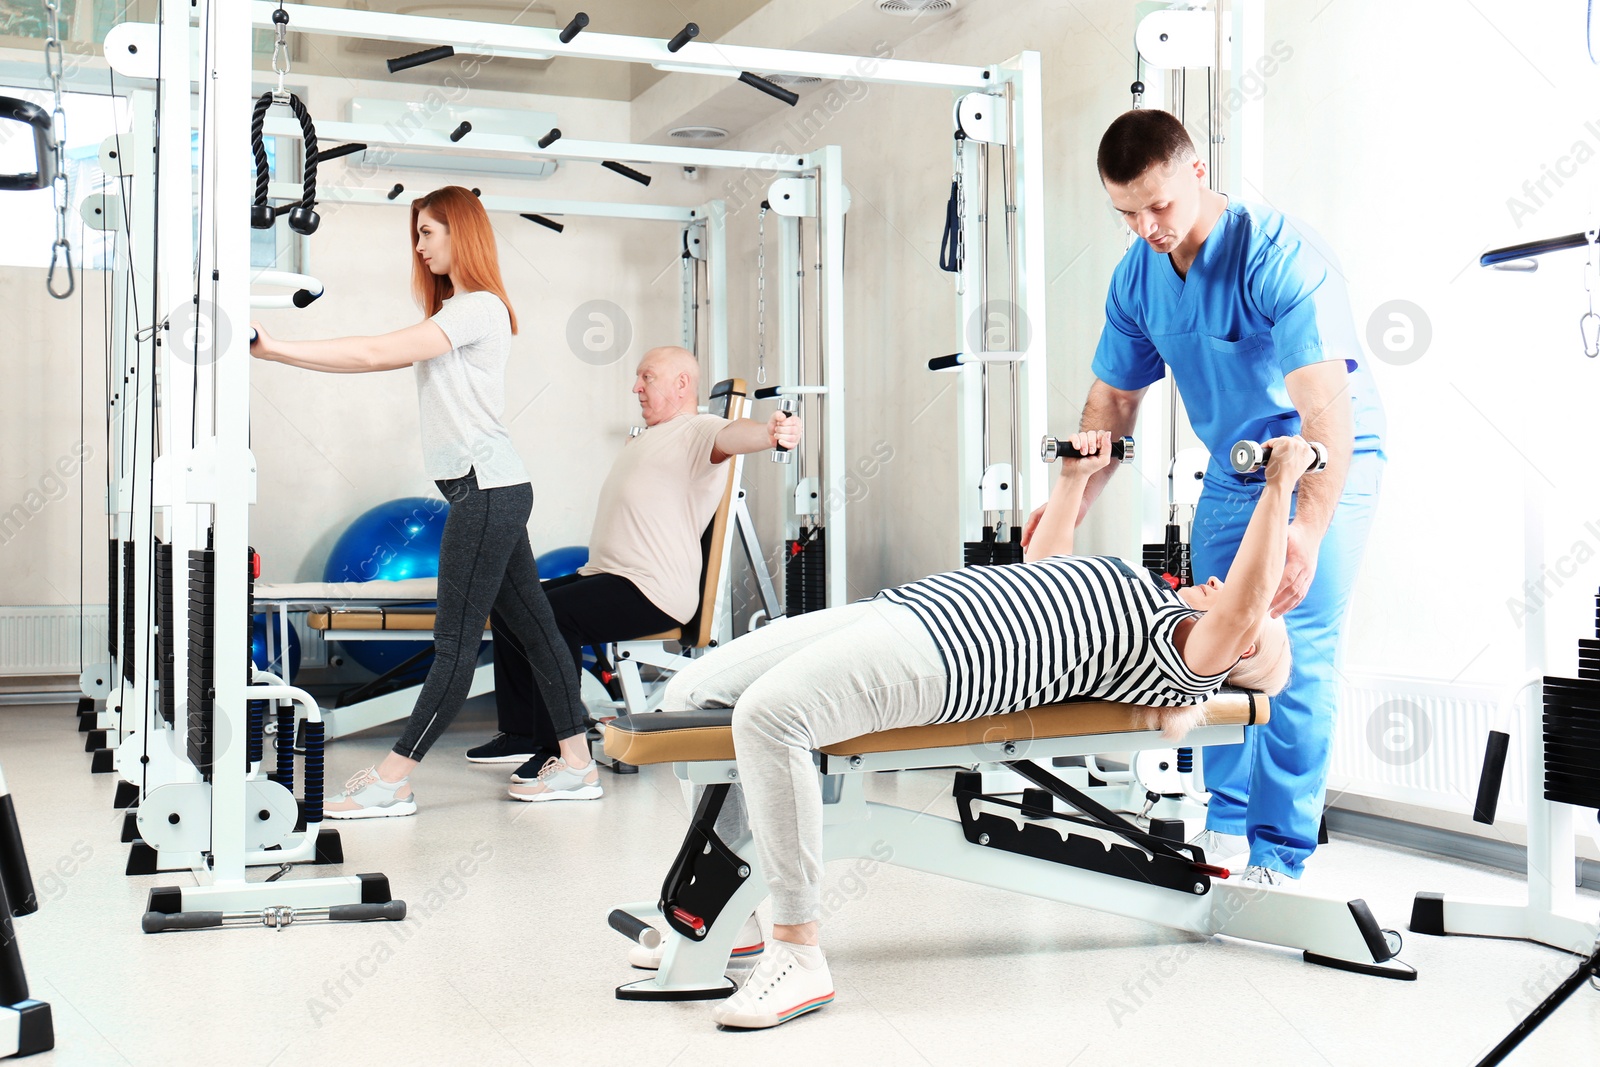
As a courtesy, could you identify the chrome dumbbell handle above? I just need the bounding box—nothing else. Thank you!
[1229,439,1328,475]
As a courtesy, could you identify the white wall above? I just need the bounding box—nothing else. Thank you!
[8,0,1600,694]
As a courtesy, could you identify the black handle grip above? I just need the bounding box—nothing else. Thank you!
[386,183,404,201]
[1473,730,1511,825]
[538,128,561,149]
[1040,435,1133,463]
[329,900,407,923]
[142,910,225,933]
[560,12,589,44]
[928,354,962,371]
[449,121,472,143]
[292,287,322,309]
[668,23,699,52]
[521,213,564,233]
[387,46,455,74]
[312,142,367,165]
[0,97,55,192]
[601,160,652,186]
[772,399,795,461]
[738,72,800,107]
[753,386,782,400]
[608,908,660,947]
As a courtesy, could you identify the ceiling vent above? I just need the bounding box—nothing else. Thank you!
[875,0,958,16]
[668,126,730,141]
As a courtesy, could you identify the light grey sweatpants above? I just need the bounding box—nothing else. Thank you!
[660,600,947,925]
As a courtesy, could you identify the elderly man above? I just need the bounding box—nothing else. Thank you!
[469,346,801,801]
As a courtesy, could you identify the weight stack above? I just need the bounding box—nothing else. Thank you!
[1540,676,1600,809]
[964,525,1022,568]
[186,549,216,778]
[785,527,826,615]
[1579,638,1600,682]
[1142,524,1192,587]
[121,541,136,684]
[155,540,175,727]
[108,538,119,659]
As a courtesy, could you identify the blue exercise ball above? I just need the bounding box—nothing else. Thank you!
[537,544,589,578]
[250,614,302,683]
[323,496,450,678]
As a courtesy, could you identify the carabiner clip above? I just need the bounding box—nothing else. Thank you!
[47,239,74,299]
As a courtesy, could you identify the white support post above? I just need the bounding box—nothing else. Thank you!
[680,224,697,354]
[817,146,847,607]
[204,0,254,887]
[118,87,159,757]
[1005,53,1050,523]
[955,129,986,561]
[705,201,728,384]
[778,211,802,549]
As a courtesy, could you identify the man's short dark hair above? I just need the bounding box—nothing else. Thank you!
[1096,109,1198,185]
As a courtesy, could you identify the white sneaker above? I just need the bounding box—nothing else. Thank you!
[507,757,603,803]
[629,913,765,970]
[1188,828,1248,873]
[1241,864,1284,886]
[324,767,417,820]
[711,940,834,1030]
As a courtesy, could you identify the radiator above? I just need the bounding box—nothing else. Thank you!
[1331,673,1529,824]
[0,605,111,676]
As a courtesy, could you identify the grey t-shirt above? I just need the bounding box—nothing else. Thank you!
[418,291,529,489]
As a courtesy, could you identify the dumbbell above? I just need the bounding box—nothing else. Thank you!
[1039,435,1134,463]
[1229,439,1328,475]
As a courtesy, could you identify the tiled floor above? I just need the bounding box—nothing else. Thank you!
[4,698,1597,1067]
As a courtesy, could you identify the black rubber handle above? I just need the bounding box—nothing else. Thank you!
[312,142,367,165]
[1473,730,1511,825]
[538,128,561,149]
[668,23,699,52]
[142,910,225,933]
[560,12,589,43]
[386,184,404,201]
[928,354,962,371]
[753,386,782,400]
[329,900,407,922]
[292,287,321,309]
[772,399,795,461]
[738,72,800,107]
[449,121,471,143]
[602,160,652,186]
[1040,435,1134,463]
[521,213,564,233]
[0,96,55,192]
[608,908,660,947]
[387,46,455,74]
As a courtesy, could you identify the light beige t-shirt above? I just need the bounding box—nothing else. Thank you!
[417,291,529,489]
[581,413,730,623]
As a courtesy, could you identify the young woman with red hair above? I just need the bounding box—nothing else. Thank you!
[250,186,600,816]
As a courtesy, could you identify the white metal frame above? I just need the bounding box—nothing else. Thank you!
[613,718,1406,1000]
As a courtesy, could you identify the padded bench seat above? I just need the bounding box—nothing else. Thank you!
[307,608,491,632]
[601,690,1268,766]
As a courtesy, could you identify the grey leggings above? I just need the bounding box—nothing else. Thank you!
[392,471,586,761]
[661,601,947,924]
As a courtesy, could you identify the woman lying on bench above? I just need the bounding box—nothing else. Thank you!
[657,431,1312,1030]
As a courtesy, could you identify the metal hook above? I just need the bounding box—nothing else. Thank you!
[47,240,73,299]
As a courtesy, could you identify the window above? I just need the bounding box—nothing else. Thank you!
[0,86,126,270]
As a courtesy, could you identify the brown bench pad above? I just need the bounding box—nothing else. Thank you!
[601,691,1268,766]
[307,608,491,632]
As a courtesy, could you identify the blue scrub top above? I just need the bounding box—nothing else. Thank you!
[1091,200,1386,477]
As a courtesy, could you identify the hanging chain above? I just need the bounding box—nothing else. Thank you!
[272,4,292,103]
[44,0,73,299]
[1582,227,1600,359]
[756,204,768,384]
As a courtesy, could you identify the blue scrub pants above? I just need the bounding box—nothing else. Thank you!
[1189,452,1384,878]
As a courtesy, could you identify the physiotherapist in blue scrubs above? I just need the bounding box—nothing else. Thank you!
[1031,109,1386,882]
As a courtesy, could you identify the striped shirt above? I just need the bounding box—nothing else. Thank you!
[875,555,1231,724]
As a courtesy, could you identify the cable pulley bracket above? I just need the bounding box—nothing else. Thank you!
[954,92,1009,145]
